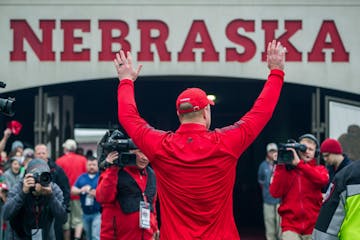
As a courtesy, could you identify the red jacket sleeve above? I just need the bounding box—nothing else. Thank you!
[297,161,329,187]
[96,167,119,204]
[269,164,292,198]
[117,79,166,162]
[218,69,284,157]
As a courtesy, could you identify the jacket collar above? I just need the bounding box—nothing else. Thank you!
[176,123,208,133]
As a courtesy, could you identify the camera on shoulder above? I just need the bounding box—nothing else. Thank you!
[0,81,15,117]
[97,129,137,169]
[277,139,307,164]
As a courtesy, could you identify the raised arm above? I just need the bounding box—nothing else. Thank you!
[115,51,165,160]
[0,128,11,153]
[219,40,286,156]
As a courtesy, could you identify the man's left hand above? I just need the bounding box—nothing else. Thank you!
[114,50,142,82]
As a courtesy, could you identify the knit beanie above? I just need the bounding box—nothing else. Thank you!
[26,158,50,175]
[320,138,343,154]
[11,140,24,152]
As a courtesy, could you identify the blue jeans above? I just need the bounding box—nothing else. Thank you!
[82,212,101,240]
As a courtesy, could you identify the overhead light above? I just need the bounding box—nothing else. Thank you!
[207,94,216,102]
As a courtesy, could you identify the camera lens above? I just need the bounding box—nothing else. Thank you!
[39,172,52,186]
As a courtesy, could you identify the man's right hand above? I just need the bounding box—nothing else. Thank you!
[105,151,119,164]
[22,173,35,194]
[267,40,286,71]
[3,128,12,138]
[287,148,301,166]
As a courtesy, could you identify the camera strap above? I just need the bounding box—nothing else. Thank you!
[32,200,43,228]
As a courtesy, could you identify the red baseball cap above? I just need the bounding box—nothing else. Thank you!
[176,88,214,114]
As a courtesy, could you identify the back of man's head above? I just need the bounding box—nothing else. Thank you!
[176,88,214,115]
[62,139,77,152]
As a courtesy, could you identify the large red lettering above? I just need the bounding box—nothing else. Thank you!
[262,20,302,61]
[225,19,256,62]
[98,20,130,61]
[308,20,349,62]
[178,20,219,62]
[137,20,171,61]
[10,20,55,61]
[61,20,90,61]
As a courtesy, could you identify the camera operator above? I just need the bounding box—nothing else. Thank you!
[269,134,329,240]
[2,158,67,239]
[96,149,159,240]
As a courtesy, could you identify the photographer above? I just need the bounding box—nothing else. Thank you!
[96,149,159,240]
[269,134,329,239]
[34,143,71,240]
[2,158,67,239]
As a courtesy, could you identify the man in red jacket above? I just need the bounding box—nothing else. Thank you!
[56,139,87,240]
[270,134,329,240]
[114,40,285,240]
[96,150,159,240]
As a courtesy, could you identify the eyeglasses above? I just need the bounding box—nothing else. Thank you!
[322,153,330,158]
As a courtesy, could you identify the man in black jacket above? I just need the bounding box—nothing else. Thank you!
[2,158,67,239]
[320,138,352,191]
[35,144,70,240]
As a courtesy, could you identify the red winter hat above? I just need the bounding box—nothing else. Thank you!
[320,138,343,154]
[176,88,214,114]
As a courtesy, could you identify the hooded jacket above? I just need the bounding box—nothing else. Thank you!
[2,181,67,240]
[270,159,329,235]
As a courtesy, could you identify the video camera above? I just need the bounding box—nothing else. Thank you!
[0,81,15,117]
[97,129,137,169]
[33,172,52,187]
[277,140,307,164]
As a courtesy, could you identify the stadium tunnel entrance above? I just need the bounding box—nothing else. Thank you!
[1,75,359,234]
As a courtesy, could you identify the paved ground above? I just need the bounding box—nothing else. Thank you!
[239,227,265,240]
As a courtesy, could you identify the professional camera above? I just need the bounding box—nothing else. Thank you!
[33,172,52,187]
[0,81,15,117]
[97,129,137,169]
[277,140,307,164]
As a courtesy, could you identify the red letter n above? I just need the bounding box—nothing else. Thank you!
[10,19,55,61]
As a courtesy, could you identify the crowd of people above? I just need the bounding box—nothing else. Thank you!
[0,39,358,240]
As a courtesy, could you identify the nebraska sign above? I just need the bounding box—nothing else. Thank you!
[0,3,359,94]
[11,19,348,63]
